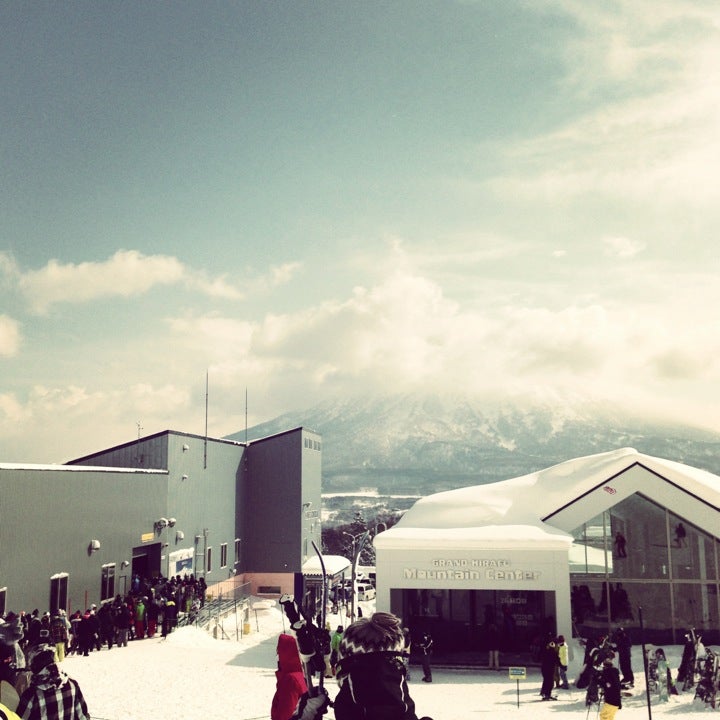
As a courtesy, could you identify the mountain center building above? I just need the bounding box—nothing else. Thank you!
[374,447,720,663]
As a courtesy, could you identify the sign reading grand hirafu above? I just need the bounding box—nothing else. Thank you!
[403,558,541,582]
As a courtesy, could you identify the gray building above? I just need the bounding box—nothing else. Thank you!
[0,426,321,615]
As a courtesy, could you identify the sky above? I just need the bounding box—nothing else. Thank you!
[2,1,720,463]
[0,601,695,720]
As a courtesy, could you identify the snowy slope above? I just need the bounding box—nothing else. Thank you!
[52,600,703,720]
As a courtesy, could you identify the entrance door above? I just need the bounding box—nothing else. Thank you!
[132,543,161,584]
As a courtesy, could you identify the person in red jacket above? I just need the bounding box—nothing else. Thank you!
[271,634,308,720]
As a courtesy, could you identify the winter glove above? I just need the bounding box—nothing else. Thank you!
[291,687,331,720]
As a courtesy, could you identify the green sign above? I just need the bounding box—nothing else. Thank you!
[508,666,526,679]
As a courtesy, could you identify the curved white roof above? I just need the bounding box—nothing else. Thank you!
[374,447,720,550]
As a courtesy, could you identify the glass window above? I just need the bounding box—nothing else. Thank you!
[570,512,610,575]
[234,539,241,564]
[50,573,69,614]
[673,583,719,644]
[669,515,716,580]
[206,547,212,573]
[220,543,228,568]
[101,564,116,601]
[571,494,670,580]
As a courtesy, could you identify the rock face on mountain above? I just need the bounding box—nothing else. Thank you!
[226,393,720,501]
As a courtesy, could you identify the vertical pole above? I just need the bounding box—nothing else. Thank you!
[204,371,208,469]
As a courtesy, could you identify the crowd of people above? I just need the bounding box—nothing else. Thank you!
[0,573,207,719]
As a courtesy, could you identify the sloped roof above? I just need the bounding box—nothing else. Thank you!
[374,447,720,550]
[302,554,351,577]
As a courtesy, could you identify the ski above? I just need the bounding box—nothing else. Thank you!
[311,539,330,691]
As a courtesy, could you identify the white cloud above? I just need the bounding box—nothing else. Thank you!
[602,236,646,258]
[0,315,21,356]
[488,2,720,207]
[13,250,256,314]
[19,250,186,313]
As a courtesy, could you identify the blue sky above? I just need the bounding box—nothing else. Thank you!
[2,1,720,462]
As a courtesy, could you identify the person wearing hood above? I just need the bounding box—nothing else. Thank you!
[0,613,25,688]
[15,644,89,720]
[271,634,308,720]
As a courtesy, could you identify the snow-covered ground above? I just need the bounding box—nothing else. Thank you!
[35,600,707,720]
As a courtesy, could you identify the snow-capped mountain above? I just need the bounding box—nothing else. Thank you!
[227,392,720,499]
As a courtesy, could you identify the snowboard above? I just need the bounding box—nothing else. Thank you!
[0,680,19,712]
[657,659,669,702]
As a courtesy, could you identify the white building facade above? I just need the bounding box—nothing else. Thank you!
[374,448,720,663]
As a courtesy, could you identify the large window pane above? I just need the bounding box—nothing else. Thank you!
[570,512,610,575]
[669,515,716,580]
[673,583,720,644]
[612,495,668,579]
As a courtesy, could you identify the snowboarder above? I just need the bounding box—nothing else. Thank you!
[613,627,634,689]
[600,655,622,720]
[16,644,90,720]
[539,634,558,700]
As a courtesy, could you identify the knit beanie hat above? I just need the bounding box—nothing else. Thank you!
[28,644,57,673]
[337,612,405,662]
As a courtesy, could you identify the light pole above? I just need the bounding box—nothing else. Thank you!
[343,530,369,622]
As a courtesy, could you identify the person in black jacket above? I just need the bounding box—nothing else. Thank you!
[290,612,433,720]
[539,634,559,700]
[415,631,433,683]
[600,655,622,720]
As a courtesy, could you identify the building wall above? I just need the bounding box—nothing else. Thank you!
[242,428,321,574]
[375,542,573,645]
[1,427,320,615]
[164,434,243,583]
[0,465,168,613]
[70,433,170,470]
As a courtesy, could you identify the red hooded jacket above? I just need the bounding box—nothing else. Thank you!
[271,634,308,720]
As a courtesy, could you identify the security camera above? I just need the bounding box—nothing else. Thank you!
[156,518,169,529]
[168,518,177,527]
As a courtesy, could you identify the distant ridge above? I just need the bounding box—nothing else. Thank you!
[226,392,720,499]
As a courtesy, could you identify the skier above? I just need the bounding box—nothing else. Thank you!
[271,634,308,720]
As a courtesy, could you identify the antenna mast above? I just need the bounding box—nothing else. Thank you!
[204,370,208,469]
